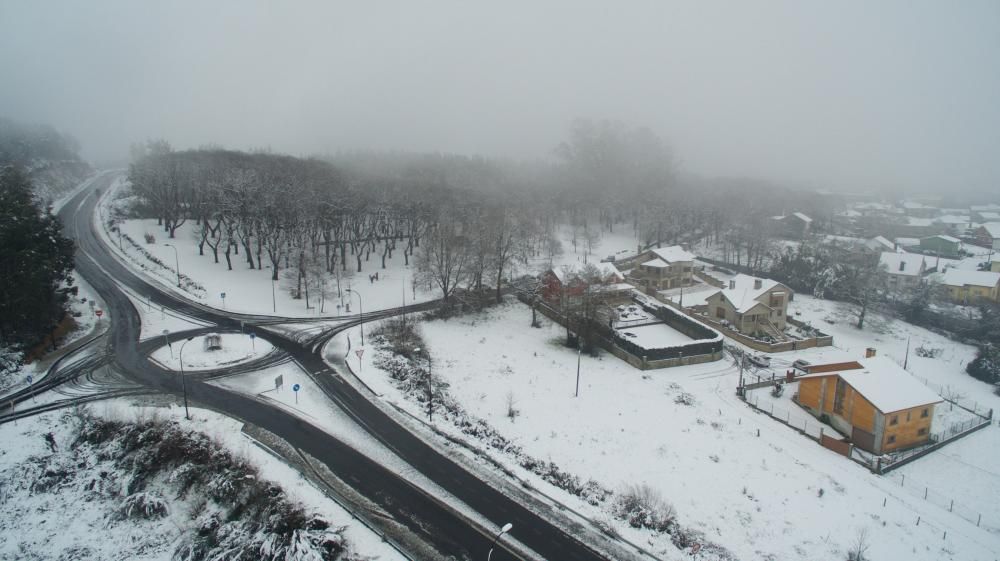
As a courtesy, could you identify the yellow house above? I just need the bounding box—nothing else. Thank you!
[939,269,1000,304]
[627,246,696,291]
[795,356,942,454]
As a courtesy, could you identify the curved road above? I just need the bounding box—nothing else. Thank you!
[60,172,626,561]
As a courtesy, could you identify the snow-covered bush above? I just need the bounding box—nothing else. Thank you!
[612,483,676,533]
[674,392,696,406]
[966,344,1000,385]
[115,492,169,520]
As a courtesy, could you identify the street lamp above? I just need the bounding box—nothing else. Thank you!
[178,336,195,420]
[346,288,363,346]
[575,346,582,397]
[163,243,181,287]
[162,329,172,359]
[487,522,513,561]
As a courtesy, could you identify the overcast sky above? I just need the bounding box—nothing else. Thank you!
[1,1,998,195]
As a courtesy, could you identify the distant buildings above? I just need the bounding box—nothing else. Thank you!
[974,223,1000,251]
[541,262,632,306]
[770,212,812,239]
[879,252,929,292]
[939,269,1000,304]
[919,235,962,258]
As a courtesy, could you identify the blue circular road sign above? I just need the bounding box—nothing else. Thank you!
[293,383,300,392]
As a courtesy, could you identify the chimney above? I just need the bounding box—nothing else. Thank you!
[754,278,762,290]
[865,347,877,358]
[729,279,736,289]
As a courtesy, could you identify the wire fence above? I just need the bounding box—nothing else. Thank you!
[881,471,996,532]
[745,392,825,440]
[911,375,994,420]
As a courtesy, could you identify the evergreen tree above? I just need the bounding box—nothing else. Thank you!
[0,165,75,348]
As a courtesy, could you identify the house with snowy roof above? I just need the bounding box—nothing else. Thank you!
[795,354,942,454]
[973,223,1000,250]
[864,236,895,253]
[770,212,813,239]
[704,275,792,338]
[627,245,696,291]
[541,262,632,306]
[878,251,929,292]
[938,268,1000,304]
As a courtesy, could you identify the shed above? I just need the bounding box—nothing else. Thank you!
[203,333,223,352]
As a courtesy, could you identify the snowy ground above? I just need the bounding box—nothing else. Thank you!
[149,333,273,371]
[616,323,693,348]
[99,179,438,317]
[0,401,406,561]
[349,298,1000,561]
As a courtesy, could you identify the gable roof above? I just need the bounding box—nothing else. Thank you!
[641,258,669,268]
[801,356,942,414]
[866,236,895,251]
[649,245,695,263]
[923,234,961,244]
[879,252,926,276]
[940,268,1000,288]
[979,223,1000,239]
[792,212,813,223]
[713,274,784,313]
[551,262,622,284]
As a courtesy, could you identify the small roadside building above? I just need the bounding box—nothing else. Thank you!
[771,212,813,239]
[795,356,942,454]
[939,268,1000,304]
[919,235,962,258]
[704,275,792,338]
[627,245,696,291]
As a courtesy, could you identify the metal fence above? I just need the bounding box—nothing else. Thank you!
[882,470,996,532]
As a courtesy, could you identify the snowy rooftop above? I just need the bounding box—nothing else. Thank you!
[895,237,920,247]
[940,268,1000,288]
[879,252,926,276]
[792,212,812,223]
[866,236,894,251]
[801,356,942,414]
[551,261,623,283]
[970,204,1000,212]
[907,217,934,226]
[642,258,669,268]
[979,222,1000,238]
[934,215,971,225]
[924,234,961,243]
[714,274,782,313]
[649,245,695,263]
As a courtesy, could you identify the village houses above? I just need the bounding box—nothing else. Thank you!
[939,268,1000,304]
[627,245,696,292]
[704,274,792,338]
[879,251,929,292]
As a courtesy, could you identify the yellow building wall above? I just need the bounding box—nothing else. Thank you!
[846,389,877,433]
[797,376,825,410]
[881,404,935,451]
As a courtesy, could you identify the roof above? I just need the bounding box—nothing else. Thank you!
[971,204,1000,212]
[713,274,784,313]
[940,268,1000,288]
[792,212,813,223]
[923,234,960,244]
[551,262,622,284]
[800,356,942,414]
[879,252,926,276]
[866,236,894,251]
[979,223,1000,239]
[895,237,920,247]
[978,212,1000,220]
[642,258,669,268]
[649,245,695,263]
[934,215,971,225]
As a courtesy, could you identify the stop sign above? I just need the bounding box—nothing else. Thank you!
[95,309,103,318]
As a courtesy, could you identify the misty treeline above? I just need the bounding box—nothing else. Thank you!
[124,120,831,307]
[0,116,91,200]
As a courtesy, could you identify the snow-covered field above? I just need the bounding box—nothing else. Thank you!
[99,179,438,318]
[351,297,1000,561]
[0,401,405,561]
[617,322,693,348]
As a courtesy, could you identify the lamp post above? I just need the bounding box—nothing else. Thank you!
[487,522,513,561]
[415,347,432,423]
[346,288,363,346]
[162,329,172,359]
[163,243,181,287]
[178,336,194,420]
[575,346,582,397]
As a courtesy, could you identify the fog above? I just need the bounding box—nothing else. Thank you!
[1,1,998,195]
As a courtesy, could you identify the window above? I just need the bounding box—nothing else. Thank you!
[887,435,896,444]
[716,307,726,319]
[906,412,911,422]
[833,378,846,415]
[889,415,898,426]
[921,408,929,418]
[918,428,927,436]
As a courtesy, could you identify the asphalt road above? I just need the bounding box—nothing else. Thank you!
[59,172,623,561]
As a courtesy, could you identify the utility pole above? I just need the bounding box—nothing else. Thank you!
[575,346,582,397]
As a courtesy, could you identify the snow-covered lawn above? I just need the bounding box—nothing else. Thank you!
[351,298,1000,561]
[149,333,273,371]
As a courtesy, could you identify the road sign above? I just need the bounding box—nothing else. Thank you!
[292,383,300,392]
[221,292,226,299]
[95,309,103,318]
[26,375,32,384]
[88,300,95,309]
[292,383,300,404]
[274,374,283,390]
[249,332,256,339]
[355,349,365,360]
